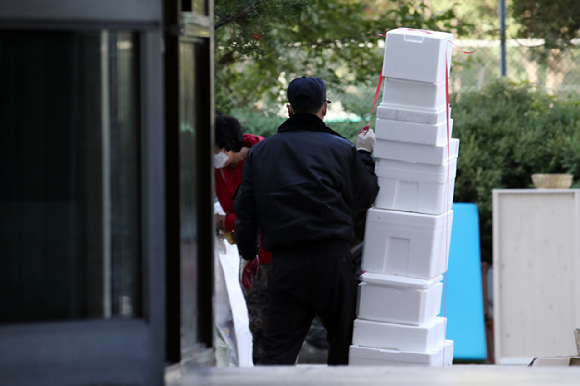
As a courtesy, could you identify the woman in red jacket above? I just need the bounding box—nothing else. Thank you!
[214,114,272,364]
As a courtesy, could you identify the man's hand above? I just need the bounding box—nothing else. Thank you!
[240,256,260,290]
[356,125,375,153]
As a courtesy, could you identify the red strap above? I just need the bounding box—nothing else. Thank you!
[370,66,384,120]
[404,28,432,34]
[449,40,478,54]
[359,66,384,134]
[377,28,432,37]
[369,67,383,124]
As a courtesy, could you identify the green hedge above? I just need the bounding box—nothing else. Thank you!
[231,80,580,263]
[230,107,366,144]
[451,80,580,263]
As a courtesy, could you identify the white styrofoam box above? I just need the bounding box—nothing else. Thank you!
[349,340,453,367]
[375,137,459,165]
[382,28,453,84]
[377,103,450,125]
[362,208,453,278]
[357,272,443,325]
[382,78,446,110]
[375,117,453,147]
[373,158,457,215]
[352,317,447,353]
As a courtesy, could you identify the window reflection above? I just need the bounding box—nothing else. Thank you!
[179,41,198,351]
[181,0,207,14]
[192,0,206,15]
[0,30,141,323]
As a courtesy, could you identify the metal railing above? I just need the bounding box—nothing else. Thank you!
[451,39,580,98]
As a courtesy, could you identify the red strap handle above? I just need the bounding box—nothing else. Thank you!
[359,66,384,135]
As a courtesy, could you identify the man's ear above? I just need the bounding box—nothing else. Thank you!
[287,104,294,117]
[322,102,328,117]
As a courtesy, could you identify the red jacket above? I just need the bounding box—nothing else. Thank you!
[215,134,272,264]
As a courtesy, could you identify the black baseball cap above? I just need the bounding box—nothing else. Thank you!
[287,77,331,110]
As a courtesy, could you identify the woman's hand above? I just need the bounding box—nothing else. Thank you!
[215,215,226,232]
[227,147,250,168]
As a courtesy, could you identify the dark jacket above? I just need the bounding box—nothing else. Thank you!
[234,113,379,260]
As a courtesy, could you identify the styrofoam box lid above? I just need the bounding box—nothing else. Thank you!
[375,138,460,165]
[354,316,446,332]
[377,104,450,125]
[375,158,458,182]
[375,118,454,147]
[367,207,453,229]
[376,158,456,175]
[349,340,453,364]
[383,29,453,84]
[361,272,443,289]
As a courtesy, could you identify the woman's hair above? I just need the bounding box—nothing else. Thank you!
[215,114,244,152]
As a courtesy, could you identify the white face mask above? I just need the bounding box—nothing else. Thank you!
[214,151,229,169]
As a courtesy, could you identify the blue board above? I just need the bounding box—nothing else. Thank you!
[438,203,487,361]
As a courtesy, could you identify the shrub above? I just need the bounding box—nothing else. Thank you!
[452,79,580,263]
[229,107,366,144]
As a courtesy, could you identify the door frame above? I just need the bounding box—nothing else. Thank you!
[164,0,215,366]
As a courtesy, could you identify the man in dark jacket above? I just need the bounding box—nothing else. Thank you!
[234,77,379,365]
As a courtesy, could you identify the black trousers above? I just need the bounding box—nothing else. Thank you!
[259,239,358,365]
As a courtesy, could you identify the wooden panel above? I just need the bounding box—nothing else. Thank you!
[493,189,580,363]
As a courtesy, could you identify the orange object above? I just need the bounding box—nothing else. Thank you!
[222,230,236,245]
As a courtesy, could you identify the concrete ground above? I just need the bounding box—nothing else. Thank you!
[168,365,580,386]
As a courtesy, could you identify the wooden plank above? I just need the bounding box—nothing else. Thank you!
[493,189,580,362]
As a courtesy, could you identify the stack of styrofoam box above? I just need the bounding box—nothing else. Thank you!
[349,28,458,367]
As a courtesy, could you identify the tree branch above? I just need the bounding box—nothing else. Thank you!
[215,1,261,30]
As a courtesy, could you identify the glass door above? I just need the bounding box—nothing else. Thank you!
[0,2,166,385]
[0,30,141,324]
